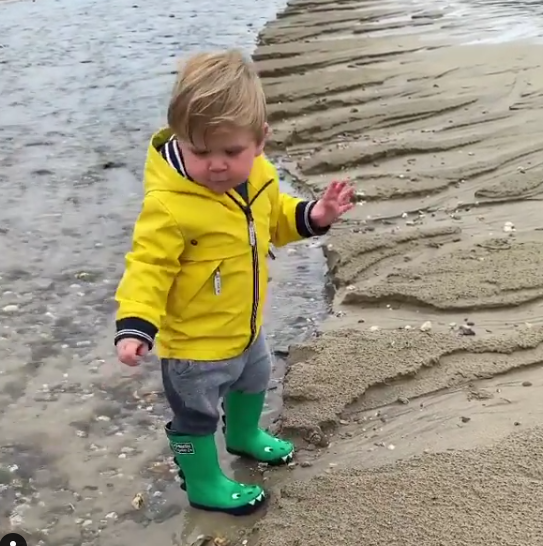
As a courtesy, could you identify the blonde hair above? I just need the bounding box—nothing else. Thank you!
[167,49,267,144]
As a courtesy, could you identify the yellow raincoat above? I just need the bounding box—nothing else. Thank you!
[114,129,323,360]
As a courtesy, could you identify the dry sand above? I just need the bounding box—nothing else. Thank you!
[251,0,543,544]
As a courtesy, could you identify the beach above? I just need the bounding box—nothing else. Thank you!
[250,0,543,544]
[3,0,543,544]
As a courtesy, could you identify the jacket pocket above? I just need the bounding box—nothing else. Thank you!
[171,258,223,320]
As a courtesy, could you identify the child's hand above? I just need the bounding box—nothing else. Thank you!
[310,180,354,228]
[117,338,149,366]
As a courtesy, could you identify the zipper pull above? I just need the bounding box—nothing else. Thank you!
[248,219,256,247]
[213,269,221,295]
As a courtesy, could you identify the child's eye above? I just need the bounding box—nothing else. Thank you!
[192,150,209,157]
[225,148,243,157]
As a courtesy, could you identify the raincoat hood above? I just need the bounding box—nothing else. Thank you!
[143,127,273,201]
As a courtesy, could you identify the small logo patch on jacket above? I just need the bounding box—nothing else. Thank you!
[172,442,195,455]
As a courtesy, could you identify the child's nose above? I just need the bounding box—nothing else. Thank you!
[209,159,228,172]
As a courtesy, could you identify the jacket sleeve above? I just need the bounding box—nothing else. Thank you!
[268,167,330,248]
[114,194,184,349]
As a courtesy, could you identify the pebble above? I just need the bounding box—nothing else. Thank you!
[2,304,19,313]
[503,221,515,233]
[420,321,432,332]
[369,325,380,332]
[522,381,533,387]
[458,324,476,336]
[461,416,471,423]
[131,492,144,509]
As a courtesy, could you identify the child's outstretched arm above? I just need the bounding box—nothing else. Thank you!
[268,165,354,248]
[114,195,184,351]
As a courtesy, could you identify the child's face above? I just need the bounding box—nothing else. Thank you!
[179,125,267,194]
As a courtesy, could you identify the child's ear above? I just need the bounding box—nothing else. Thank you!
[255,123,269,156]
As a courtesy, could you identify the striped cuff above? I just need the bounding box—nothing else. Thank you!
[115,317,157,350]
[295,200,331,238]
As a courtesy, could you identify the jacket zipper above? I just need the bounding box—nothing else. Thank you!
[213,268,221,295]
[226,180,273,349]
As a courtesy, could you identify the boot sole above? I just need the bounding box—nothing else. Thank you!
[189,491,267,516]
[226,447,294,466]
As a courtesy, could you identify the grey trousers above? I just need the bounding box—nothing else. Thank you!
[161,330,272,435]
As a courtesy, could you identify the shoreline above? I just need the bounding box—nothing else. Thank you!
[251,0,543,543]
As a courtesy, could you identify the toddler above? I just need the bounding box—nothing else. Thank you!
[114,49,353,516]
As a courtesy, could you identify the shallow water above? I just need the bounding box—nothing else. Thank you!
[366,0,543,44]
[0,0,329,544]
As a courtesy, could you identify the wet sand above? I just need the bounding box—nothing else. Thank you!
[252,0,543,544]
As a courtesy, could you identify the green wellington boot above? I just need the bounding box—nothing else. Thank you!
[165,422,266,516]
[222,390,295,466]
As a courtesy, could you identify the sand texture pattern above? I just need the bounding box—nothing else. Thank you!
[253,427,543,546]
[252,0,543,543]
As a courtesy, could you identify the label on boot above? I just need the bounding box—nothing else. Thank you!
[172,442,195,455]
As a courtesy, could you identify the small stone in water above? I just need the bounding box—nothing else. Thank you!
[369,325,380,332]
[2,304,19,313]
[131,492,144,509]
